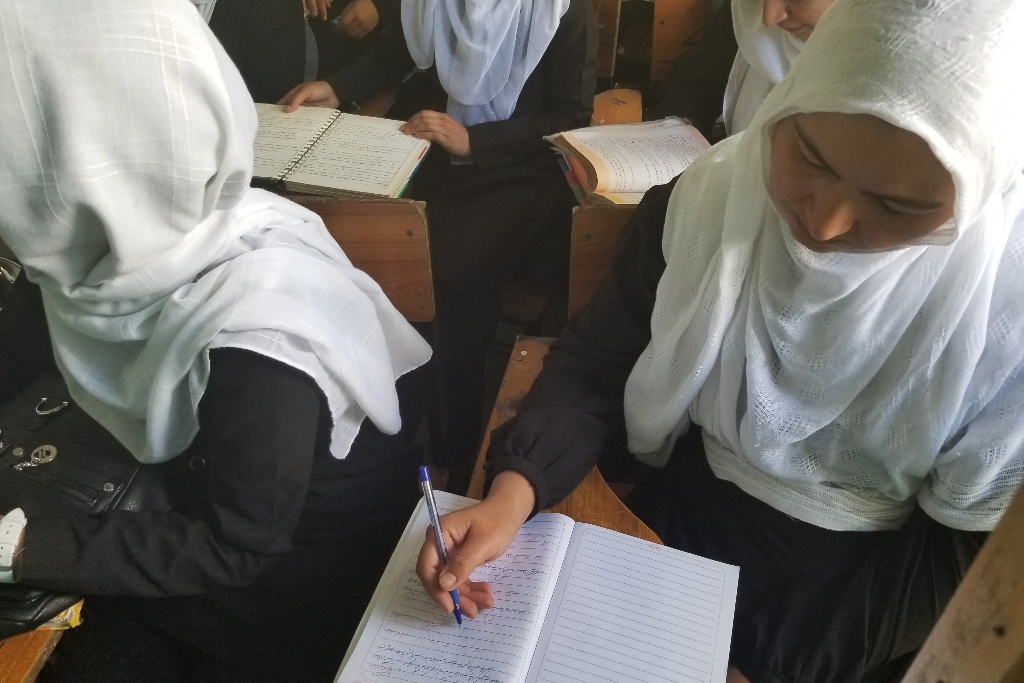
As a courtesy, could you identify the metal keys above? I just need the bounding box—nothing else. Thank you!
[13,445,58,470]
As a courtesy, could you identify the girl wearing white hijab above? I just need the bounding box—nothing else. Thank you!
[653,0,832,143]
[723,0,833,135]
[0,0,431,679]
[282,0,599,491]
[414,0,1024,680]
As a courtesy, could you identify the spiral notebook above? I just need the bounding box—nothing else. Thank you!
[335,491,738,683]
[252,104,430,199]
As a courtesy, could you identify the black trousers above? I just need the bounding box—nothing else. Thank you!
[409,151,576,490]
[27,348,423,683]
[624,427,987,683]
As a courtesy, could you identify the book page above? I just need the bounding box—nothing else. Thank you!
[252,103,339,180]
[286,114,430,197]
[336,493,574,683]
[565,121,710,194]
[525,524,738,683]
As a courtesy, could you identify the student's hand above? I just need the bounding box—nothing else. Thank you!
[401,111,471,158]
[303,0,331,21]
[335,0,379,39]
[277,81,341,112]
[416,471,536,618]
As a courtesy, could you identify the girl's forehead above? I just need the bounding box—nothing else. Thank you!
[784,112,954,201]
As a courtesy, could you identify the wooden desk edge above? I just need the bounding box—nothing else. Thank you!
[468,337,660,545]
[0,630,62,683]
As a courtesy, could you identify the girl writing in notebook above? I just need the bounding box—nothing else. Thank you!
[281,0,599,492]
[0,1,431,681]
[417,0,1024,681]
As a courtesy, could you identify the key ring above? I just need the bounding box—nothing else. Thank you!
[35,398,69,416]
[13,445,57,471]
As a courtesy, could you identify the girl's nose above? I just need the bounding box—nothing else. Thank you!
[763,0,790,27]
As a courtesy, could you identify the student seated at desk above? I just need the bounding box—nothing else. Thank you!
[0,1,430,681]
[416,0,1024,681]
[656,0,835,140]
[281,0,598,493]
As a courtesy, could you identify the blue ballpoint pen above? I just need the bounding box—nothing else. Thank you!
[419,467,464,627]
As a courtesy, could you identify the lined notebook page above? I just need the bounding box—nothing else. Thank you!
[336,493,574,683]
[287,114,429,197]
[252,104,338,180]
[525,524,738,683]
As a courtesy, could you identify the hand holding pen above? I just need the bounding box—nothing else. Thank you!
[416,470,537,622]
[419,467,464,626]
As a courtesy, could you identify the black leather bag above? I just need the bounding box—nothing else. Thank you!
[0,369,171,639]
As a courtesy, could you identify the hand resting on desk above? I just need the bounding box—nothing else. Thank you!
[416,470,535,618]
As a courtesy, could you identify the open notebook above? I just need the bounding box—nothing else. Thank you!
[252,104,430,199]
[336,491,738,683]
[546,118,710,205]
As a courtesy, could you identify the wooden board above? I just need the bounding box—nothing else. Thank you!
[467,337,660,544]
[290,197,435,322]
[568,205,636,318]
[651,0,709,82]
[0,630,61,683]
[592,89,643,126]
[900,486,1024,683]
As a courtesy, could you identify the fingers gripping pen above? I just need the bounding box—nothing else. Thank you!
[419,467,464,626]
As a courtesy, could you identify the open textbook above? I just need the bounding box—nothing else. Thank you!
[336,491,738,683]
[546,118,711,205]
[252,104,430,199]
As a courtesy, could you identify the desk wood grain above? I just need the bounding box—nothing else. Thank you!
[468,338,660,544]
[288,197,435,322]
[0,630,61,683]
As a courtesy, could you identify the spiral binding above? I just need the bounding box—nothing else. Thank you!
[279,110,343,181]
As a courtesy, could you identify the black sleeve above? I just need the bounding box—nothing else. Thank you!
[0,275,56,403]
[467,0,598,171]
[19,349,323,597]
[368,0,399,34]
[483,178,677,512]
[326,17,415,107]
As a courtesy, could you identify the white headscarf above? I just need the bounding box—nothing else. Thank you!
[624,0,1024,531]
[402,0,570,126]
[0,0,431,464]
[722,0,806,135]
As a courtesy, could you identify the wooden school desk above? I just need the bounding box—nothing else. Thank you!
[466,337,660,543]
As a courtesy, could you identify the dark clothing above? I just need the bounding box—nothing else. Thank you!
[483,177,989,683]
[308,0,399,81]
[209,0,307,104]
[329,0,598,489]
[652,0,738,142]
[19,348,420,598]
[2,277,422,681]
